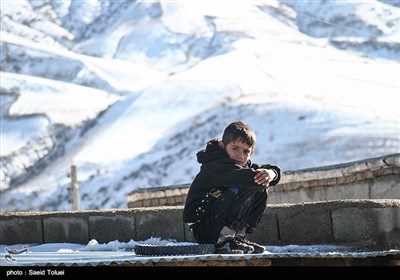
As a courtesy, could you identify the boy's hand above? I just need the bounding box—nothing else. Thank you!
[254,169,276,186]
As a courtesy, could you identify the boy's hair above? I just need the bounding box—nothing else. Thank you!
[222,121,256,147]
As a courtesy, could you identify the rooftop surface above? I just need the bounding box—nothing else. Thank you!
[1,241,399,267]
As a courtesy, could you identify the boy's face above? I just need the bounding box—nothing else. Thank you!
[223,139,254,166]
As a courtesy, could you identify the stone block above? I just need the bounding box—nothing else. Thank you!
[332,207,400,248]
[317,178,336,187]
[308,180,319,187]
[135,207,185,242]
[150,198,159,207]
[342,163,368,175]
[344,175,356,184]
[159,198,167,206]
[89,215,135,243]
[336,176,346,185]
[165,189,181,197]
[43,217,88,244]
[300,181,309,188]
[366,159,385,171]
[143,200,151,207]
[128,201,143,208]
[248,213,278,245]
[150,191,166,199]
[301,170,324,181]
[0,217,43,245]
[384,155,400,166]
[278,205,333,244]
[175,196,183,204]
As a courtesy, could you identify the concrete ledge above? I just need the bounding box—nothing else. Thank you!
[1,200,399,250]
[270,154,400,204]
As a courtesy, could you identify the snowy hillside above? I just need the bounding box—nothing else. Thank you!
[1,0,399,211]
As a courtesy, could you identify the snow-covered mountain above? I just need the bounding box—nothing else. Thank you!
[1,0,399,211]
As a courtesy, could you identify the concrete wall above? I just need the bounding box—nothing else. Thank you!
[127,153,400,208]
[1,199,399,250]
[127,185,189,208]
[269,153,400,204]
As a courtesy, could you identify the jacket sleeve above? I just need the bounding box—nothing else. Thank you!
[203,159,280,189]
[251,163,282,187]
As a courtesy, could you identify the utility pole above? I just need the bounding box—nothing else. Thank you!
[70,165,80,210]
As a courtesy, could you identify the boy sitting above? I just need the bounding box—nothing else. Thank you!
[183,121,281,254]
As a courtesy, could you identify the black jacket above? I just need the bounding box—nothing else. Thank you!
[183,139,281,223]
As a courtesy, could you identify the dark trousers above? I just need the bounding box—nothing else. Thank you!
[191,187,268,244]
